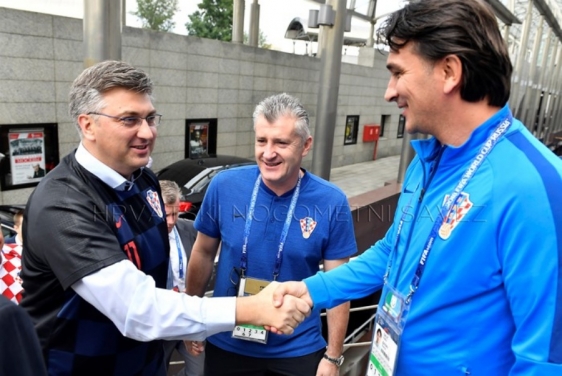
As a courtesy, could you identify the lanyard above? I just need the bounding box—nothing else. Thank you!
[384,116,512,303]
[240,174,302,280]
[172,226,184,279]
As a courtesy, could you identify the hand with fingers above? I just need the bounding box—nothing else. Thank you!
[235,281,312,335]
[263,281,312,334]
[183,340,205,356]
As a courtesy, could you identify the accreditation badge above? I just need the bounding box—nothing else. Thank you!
[366,285,410,376]
[232,277,270,344]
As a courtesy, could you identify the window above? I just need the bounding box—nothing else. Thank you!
[0,123,59,191]
[344,115,359,145]
[397,115,405,139]
[380,115,390,138]
[185,119,217,159]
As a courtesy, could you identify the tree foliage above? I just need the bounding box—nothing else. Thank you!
[186,0,233,41]
[244,30,272,49]
[131,0,179,32]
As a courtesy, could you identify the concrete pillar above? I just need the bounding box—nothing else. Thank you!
[121,0,126,26]
[311,0,347,180]
[232,0,244,44]
[249,0,260,47]
[366,22,375,48]
[84,0,122,67]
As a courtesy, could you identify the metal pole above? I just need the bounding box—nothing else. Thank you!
[545,44,562,138]
[529,28,551,135]
[521,17,544,128]
[83,0,122,68]
[311,0,347,180]
[396,132,417,185]
[249,0,260,47]
[232,0,244,44]
[536,33,556,140]
[510,0,533,115]
[550,53,562,135]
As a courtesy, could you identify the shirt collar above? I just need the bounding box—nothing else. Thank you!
[75,143,141,191]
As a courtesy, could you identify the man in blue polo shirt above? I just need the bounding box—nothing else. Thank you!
[187,93,357,375]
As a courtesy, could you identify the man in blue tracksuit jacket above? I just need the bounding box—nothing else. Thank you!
[271,0,562,374]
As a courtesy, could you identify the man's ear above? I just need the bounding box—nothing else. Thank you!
[441,55,463,95]
[302,136,313,157]
[78,114,96,141]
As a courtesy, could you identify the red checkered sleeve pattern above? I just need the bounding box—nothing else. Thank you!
[1,244,24,304]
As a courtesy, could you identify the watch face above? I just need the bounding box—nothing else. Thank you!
[337,356,344,366]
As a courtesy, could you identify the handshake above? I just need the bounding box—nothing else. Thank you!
[184,281,311,357]
[235,281,312,335]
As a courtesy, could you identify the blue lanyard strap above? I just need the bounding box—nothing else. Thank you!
[173,226,184,279]
[404,116,512,303]
[240,173,302,280]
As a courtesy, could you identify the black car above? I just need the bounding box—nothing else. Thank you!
[156,155,255,219]
[0,204,25,240]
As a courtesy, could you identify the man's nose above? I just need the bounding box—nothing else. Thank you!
[137,119,155,139]
[384,78,397,102]
[263,143,276,158]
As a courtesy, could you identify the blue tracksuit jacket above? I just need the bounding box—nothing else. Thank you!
[306,105,562,375]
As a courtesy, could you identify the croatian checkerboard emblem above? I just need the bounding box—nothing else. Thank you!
[439,192,473,240]
[300,217,317,239]
[146,189,163,218]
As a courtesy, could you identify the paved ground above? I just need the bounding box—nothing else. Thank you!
[329,155,401,198]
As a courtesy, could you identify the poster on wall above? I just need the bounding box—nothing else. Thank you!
[344,115,359,145]
[8,130,46,186]
[188,122,209,159]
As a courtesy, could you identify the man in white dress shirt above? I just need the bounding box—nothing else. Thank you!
[20,60,311,376]
[160,179,205,376]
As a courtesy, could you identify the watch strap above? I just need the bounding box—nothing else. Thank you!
[322,352,344,367]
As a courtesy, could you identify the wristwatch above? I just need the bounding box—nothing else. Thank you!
[323,353,345,367]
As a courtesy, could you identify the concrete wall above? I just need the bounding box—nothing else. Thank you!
[0,7,403,205]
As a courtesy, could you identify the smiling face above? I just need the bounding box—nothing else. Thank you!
[384,42,443,136]
[79,88,157,178]
[254,114,312,196]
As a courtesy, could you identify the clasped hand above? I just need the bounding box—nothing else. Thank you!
[239,281,312,335]
[260,281,312,335]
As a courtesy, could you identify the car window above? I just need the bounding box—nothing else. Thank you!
[184,166,224,195]
[1,224,16,239]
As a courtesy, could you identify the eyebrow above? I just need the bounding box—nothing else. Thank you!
[386,62,400,71]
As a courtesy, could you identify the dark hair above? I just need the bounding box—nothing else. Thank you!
[377,0,512,107]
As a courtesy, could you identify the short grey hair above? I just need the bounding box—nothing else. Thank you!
[252,93,311,144]
[68,60,153,134]
[159,180,181,205]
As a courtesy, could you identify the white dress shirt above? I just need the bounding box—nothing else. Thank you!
[169,227,187,293]
[72,143,235,341]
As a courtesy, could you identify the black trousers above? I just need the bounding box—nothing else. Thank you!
[204,341,324,376]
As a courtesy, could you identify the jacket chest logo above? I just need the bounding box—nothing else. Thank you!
[439,192,473,240]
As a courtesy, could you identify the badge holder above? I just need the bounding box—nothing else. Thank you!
[232,277,270,344]
[366,285,410,376]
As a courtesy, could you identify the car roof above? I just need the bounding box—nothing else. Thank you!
[0,204,25,224]
[157,155,254,187]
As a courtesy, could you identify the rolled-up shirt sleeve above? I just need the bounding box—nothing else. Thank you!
[73,259,235,342]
